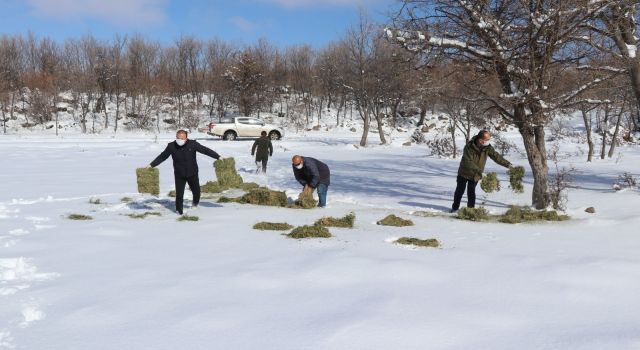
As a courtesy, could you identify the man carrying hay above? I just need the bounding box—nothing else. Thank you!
[451,130,512,213]
[149,129,222,215]
[251,131,273,173]
[292,155,330,208]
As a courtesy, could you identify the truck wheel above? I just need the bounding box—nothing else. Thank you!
[269,131,281,140]
[223,131,237,141]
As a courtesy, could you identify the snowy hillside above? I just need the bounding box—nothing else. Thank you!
[1,119,640,349]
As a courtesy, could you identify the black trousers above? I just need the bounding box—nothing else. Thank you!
[255,159,268,173]
[452,175,478,210]
[175,174,200,214]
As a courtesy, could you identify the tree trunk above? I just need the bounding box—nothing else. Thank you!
[601,105,609,160]
[518,111,549,209]
[627,60,640,115]
[359,102,370,147]
[391,99,401,128]
[418,101,427,126]
[580,108,595,162]
[608,110,623,158]
[1,102,7,134]
[114,94,120,133]
[375,109,387,145]
[10,91,15,119]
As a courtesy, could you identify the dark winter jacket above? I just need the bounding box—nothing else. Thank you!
[293,157,330,188]
[150,140,220,178]
[251,136,273,161]
[458,135,511,182]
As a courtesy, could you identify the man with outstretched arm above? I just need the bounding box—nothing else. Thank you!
[149,129,221,215]
[291,155,331,208]
[451,130,512,213]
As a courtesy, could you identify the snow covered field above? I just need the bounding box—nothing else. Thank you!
[1,129,640,349]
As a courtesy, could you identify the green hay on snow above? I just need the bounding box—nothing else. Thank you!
[395,237,440,248]
[457,207,489,221]
[314,212,355,228]
[177,215,199,222]
[498,205,569,224]
[127,212,162,219]
[136,167,160,196]
[377,214,414,227]
[480,172,500,193]
[287,225,332,238]
[219,188,288,207]
[253,222,294,231]
[507,166,525,193]
[214,158,244,188]
[67,214,93,220]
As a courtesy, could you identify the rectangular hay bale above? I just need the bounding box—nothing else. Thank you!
[214,158,244,188]
[136,167,160,196]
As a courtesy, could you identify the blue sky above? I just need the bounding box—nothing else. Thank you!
[0,0,395,48]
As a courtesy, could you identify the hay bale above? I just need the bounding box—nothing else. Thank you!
[395,237,440,248]
[253,222,294,231]
[507,166,525,193]
[136,167,160,196]
[238,182,260,191]
[214,158,243,187]
[498,205,569,223]
[377,214,414,227]
[127,212,162,219]
[457,207,489,221]
[294,192,317,209]
[201,181,227,193]
[480,172,500,193]
[287,225,332,238]
[315,212,355,228]
[177,215,199,222]
[67,214,93,220]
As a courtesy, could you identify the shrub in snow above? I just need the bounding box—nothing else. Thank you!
[127,212,162,219]
[287,225,331,239]
[136,167,160,196]
[88,198,102,205]
[480,172,500,193]
[507,166,525,193]
[177,215,199,222]
[314,212,355,228]
[395,237,440,248]
[614,172,637,191]
[426,137,455,157]
[411,128,426,144]
[67,214,93,220]
[377,214,414,227]
[498,206,569,224]
[120,197,133,203]
[253,222,294,231]
[457,207,489,221]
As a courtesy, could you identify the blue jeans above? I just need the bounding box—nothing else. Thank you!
[316,184,329,207]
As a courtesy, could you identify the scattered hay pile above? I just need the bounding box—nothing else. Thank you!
[219,188,288,207]
[457,207,489,221]
[291,192,317,209]
[507,166,525,193]
[480,172,500,193]
[498,206,569,224]
[287,225,332,238]
[377,214,414,227]
[395,237,440,248]
[136,167,160,196]
[127,212,162,219]
[67,214,93,220]
[177,215,199,222]
[253,222,294,231]
[315,212,355,228]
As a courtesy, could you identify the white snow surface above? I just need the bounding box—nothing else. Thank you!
[1,126,640,349]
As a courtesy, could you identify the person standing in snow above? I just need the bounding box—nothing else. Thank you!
[149,129,222,215]
[451,130,512,213]
[251,131,273,173]
[291,155,331,208]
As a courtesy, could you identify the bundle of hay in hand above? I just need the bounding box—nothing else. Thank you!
[294,192,317,209]
[507,166,525,193]
[214,158,244,187]
[136,167,160,196]
[480,172,500,193]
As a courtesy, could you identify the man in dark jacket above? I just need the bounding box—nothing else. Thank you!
[292,155,330,207]
[251,131,273,173]
[451,130,512,212]
[149,130,221,215]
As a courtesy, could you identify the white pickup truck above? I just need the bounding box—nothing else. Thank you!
[207,117,284,141]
